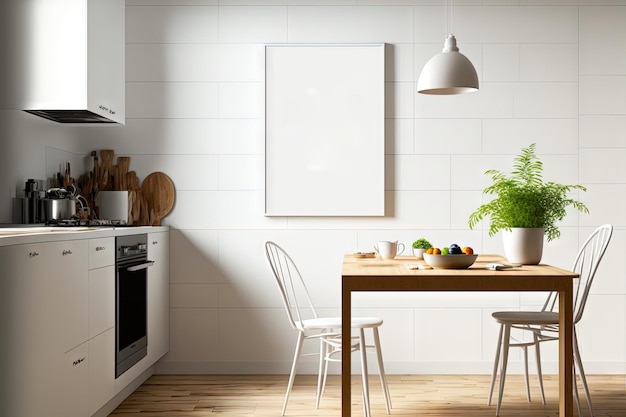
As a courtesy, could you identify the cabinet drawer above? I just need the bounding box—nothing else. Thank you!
[89,237,115,269]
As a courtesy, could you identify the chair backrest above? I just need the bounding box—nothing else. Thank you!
[542,224,613,324]
[265,241,318,332]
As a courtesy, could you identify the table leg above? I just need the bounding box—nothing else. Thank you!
[559,284,574,417]
[342,285,351,417]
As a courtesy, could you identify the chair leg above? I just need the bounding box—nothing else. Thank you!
[488,324,504,406]
[283,332,305,416]
[573,330,595,417]
[573,372,583,417]
[359,329,371,417]
[522,346,531,402]
[321,343,331,396]
[315,336,327,409]
[496,324,512,416]
[372,327,392,414]
[533,334,546,405]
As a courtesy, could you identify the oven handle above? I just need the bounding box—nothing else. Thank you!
[126,260,155,272]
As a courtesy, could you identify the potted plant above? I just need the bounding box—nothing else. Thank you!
[412,238,433,259]
[468,144,589,264]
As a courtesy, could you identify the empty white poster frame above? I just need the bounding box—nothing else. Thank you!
[265,44,385,216]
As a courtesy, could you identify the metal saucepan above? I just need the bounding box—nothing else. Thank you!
[40,188,78,221]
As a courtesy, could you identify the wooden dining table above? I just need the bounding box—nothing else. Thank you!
[341,254,579,417]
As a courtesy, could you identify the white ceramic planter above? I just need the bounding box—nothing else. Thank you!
[412,248,426,259]
[502,228,544,265]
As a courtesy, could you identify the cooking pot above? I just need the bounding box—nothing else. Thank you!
[41,197,77,221]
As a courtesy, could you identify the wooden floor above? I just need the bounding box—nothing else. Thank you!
[109,374,626,417]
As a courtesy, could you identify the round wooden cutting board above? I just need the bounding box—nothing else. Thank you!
[141,172,175,226]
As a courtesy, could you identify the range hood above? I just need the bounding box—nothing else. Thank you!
[22,0,125,124]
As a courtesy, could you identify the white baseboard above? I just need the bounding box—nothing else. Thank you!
[154,360,626,375]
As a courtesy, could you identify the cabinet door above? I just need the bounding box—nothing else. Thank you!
[0,240,88,351]
[0,240,88,417]
[52,240,89,352]
[147,231,170,363]
[54,342,89,417]
[89,328,116,416]
[89,265,115,338]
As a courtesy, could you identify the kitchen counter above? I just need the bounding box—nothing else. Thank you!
[0,225,168,246]
[0,226,170,417]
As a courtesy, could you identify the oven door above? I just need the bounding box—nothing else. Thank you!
[115,257,153,378]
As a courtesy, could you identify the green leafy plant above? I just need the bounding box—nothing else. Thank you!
[412,238,433,249]
[468,144,589,241]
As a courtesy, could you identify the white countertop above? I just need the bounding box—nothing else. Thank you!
[0,225,169,246]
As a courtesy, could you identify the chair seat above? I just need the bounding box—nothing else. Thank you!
[492,311,558,325]
[301,316,383,330]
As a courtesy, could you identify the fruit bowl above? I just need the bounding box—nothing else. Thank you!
[423,253,478,269]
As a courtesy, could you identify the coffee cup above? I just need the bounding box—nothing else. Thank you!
[374,241,405,260]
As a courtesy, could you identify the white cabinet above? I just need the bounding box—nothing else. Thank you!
[56,342,90,417]
[0,239,88,417]
[89,265,115,338]
[88,237,115,339]
[0,228,169,417]
[89,328,115,416]
[89,237,115,270]
[147,231,170,364]
[87,237,116,415]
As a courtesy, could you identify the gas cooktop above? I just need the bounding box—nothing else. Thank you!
[47,219,131,227]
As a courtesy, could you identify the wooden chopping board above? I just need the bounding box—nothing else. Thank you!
[141,172,175,226]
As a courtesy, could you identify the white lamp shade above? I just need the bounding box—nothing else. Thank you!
[417,35,479,95]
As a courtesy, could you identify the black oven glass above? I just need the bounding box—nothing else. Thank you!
[118,266,147,353]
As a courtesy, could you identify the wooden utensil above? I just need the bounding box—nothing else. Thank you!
[117,156,130,191]
[91,151,99,190]
[100,149,114,191]
[141,172,175,226]
[139,192,150,226]
[126,171,141,225]
[127,189,136,225]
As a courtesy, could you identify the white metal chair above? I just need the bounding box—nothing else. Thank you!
[488,224,613,416]
[265,241,391,417]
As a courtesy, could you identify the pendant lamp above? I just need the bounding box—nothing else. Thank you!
[417,2,479,95]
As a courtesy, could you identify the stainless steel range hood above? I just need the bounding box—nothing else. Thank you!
[21,0,125,124]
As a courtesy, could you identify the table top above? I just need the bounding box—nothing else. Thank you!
[342,254,579,292]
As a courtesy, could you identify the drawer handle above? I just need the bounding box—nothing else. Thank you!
[152,241,158,245]
[29,251,40,258]
[96,246,106,251]
[62,250,73,256]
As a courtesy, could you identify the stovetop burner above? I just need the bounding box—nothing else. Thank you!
[46,219,130,227]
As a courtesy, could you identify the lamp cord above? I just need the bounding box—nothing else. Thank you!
[448,0,454,36]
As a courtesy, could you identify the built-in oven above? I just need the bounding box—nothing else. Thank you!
[115,234,154,378]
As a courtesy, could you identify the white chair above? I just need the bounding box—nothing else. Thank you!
[265,241,391,417]
[488,224,613,417]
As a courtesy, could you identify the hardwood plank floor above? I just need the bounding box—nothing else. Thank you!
[109,374,626,417]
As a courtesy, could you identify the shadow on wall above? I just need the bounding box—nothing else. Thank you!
[162,229,290,372]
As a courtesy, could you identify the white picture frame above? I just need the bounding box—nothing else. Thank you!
[264,44,385,216]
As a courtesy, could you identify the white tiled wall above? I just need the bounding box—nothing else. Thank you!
[2,0,625,376]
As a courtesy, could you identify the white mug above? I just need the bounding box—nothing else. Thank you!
[374,240,405,260]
